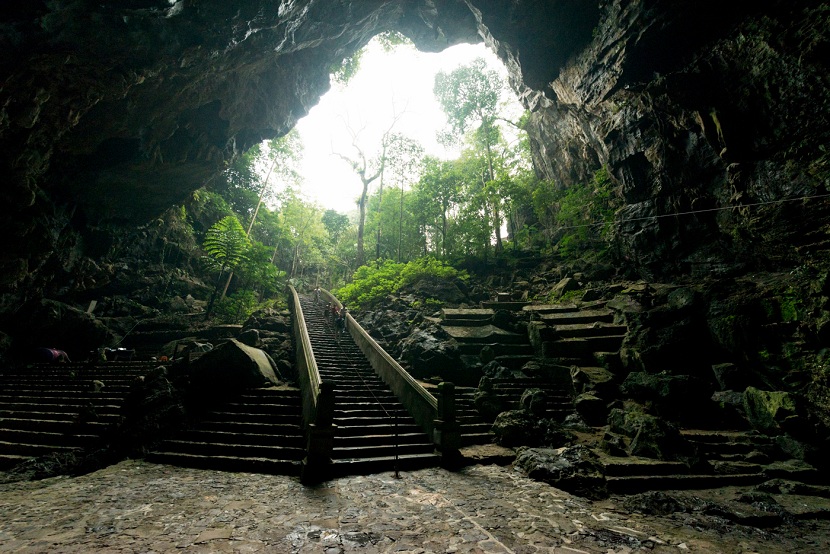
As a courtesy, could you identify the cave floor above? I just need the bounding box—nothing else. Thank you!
[0,460,828,553]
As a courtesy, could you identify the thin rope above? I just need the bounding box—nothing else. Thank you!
[556,192,830,231]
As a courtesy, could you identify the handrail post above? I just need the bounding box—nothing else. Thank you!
[301,381,335,484]
[434,381,462,469]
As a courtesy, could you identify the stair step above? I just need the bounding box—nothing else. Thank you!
[146,451,300,474]
[551,323,627,339]
[540,310,614,325]
[0,453,33,470]
[0,440,86,457]
[157,440,305,460]
[607,473,766,493]
[0,428,100,447]
[334,433,433,447]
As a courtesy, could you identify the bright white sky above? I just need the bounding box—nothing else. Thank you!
[292,38,515,213]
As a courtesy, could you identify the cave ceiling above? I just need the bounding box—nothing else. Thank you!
[0,1,828,282]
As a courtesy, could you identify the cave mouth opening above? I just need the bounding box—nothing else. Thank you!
[278,35,524,214]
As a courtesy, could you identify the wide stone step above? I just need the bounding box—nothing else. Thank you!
[0,390,126,401]
[0,440,85,457]
[197,421,298,434]
[333,432,433,448]
[0,400,122,414]
[331,452,439,477]
[219,402,300,415]
[0,409,121,424]
[175,429,303,447]
[145,451,300,474]
[157,440,305,460]
[540,310,615,325]
[456,343,535,356]
[681,430,774,445]
[333,408,410,420]
[332,443,435,460]
[460,432,494,446]
[0,378,137,388]
[550,323,627,339]
[335,423,423,437]
[443,325,527,344]
[607,473,766,493]
[442,308,494,320]
[440,318,494,327]
[522,304,580,315]
[479,301,531,311]
[0,417,109,434]
[206,411,301,425]
[0,453,32,470]
[0,428,99,447]
[600,457,690,477]
[548,336,624,356]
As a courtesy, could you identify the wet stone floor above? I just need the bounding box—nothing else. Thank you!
[0,460,828,553]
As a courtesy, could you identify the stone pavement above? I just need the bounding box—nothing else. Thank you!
[0,460,826,553]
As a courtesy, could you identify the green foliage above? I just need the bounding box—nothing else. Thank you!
[375,31,412,51]
[213,290,264,324]
[434,57,501,145]
[335,257,467,310]
[202,216,249,272]
[780,288,803,322]
[546,167,620,259]
[556,289,585,304]
[331,48,364,86]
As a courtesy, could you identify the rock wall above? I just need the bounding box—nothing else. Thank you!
[516,1,830,277]
[1,1,828,301]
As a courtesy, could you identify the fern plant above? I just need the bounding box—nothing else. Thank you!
[203,215,250,317]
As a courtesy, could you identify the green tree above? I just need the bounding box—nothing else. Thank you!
[333,110,409,266]
[435,58,510,253]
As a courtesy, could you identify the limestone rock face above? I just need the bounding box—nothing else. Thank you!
[523,2,830,278]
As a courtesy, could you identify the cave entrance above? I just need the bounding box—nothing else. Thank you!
[292,36,524,213]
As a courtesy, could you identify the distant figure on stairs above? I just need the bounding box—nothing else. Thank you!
[314,286,321,304]
[335,306,348,338]
[36,347,71,363]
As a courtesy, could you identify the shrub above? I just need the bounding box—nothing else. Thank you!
[336,257,467,310]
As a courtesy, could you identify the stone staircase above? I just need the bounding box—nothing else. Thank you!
[602,429,820,493]
[146,387,305,473]
[0,361,155,470]
[300,295,440,476]
[455,387,495,446]
[525,302,627,366]
[441,308,535,374]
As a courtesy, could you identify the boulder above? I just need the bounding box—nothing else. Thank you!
[711,362,754,391]
[399,325,463,382]
[242,309,290,334]
[574,392,607,426]
[491,410,539,447]
[571,366,617,397]
[16,299,117,359]
[711,390,749,428]
[519,388,548,418]
[551,277,581,299]
[608,407,695,462]
[237,328,261,347]
[514,446,608,499]
[623,491,684,516]
[600,431,628,457]
[189,339,281,394]
[743,387,800,435]
[620,371,710,423]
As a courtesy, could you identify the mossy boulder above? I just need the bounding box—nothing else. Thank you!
[743,387,800,435]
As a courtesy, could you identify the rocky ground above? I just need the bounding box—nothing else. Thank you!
[1,459,829,553]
